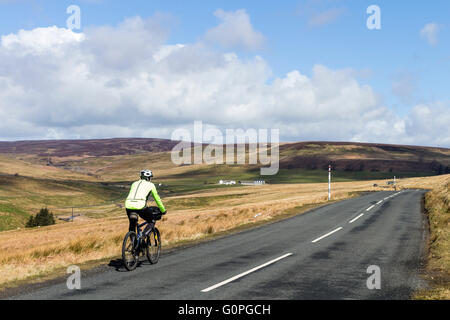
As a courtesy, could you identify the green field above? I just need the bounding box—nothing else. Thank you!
[0,174,128,231]
[0,203,29,231]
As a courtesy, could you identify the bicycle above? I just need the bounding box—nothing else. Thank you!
[122,215,161,271]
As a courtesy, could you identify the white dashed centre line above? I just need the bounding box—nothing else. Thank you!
[201,253,293,293]
[311,227,343,243]
[349,214,364,224]
[366,205,375,212]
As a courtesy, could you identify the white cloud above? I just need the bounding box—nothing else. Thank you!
[0,14,448,147]
[1,26,84,54]
[406,103,450,146]
[420,23,439,46]
[204,9,265,50]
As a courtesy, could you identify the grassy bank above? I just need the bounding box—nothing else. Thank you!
[410,177,450,299]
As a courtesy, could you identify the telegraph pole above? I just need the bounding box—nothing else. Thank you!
[328,165,332,201]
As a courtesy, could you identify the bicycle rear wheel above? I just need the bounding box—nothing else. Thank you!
[146,227,161,264]
[122,231,139,271]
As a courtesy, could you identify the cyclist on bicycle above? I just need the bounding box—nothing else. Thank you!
[125,170,167,235]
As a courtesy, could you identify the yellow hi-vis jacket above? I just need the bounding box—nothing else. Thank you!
[125,180,166,212]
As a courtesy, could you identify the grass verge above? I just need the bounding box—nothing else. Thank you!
[413,178,450,299]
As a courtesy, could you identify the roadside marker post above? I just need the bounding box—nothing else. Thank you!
[328,165,332,201]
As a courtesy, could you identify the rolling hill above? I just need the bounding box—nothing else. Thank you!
[278,141,450,174]
[1,138,449,170]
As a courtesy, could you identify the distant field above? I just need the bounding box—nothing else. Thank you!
[3,167,411,231]
[0,139,449,231]
[0,174,126,231]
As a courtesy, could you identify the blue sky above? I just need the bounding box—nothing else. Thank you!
[0,0,449,146]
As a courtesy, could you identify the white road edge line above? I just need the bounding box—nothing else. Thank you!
[201,253,293,293]
[311,227,343,243]
[349,214,364,224]
[366,205,375,212]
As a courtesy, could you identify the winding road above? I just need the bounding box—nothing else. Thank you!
[6,189,428,300]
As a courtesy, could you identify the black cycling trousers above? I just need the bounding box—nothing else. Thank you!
[126,207,161,233]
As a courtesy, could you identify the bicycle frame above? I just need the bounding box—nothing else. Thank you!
[136,221,147,238]
[136,220,156,245]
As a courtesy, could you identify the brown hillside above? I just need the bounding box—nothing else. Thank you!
[279,141,450,173]
[0,138,179,158]
[0,139,449,175]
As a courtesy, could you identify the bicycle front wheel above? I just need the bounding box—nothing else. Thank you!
[146,227,161,264]
[122,231,139,271]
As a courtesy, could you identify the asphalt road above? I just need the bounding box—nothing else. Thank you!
[6,189,428,300]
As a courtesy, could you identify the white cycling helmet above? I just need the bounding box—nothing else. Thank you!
[140,169,153,181]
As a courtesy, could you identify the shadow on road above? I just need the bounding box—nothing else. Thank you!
[108,259,128,272]
[108,258,151,272]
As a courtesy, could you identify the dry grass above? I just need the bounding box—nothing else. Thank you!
[397,174,450,190]
[53,151,211,182]
[0,154,95,181]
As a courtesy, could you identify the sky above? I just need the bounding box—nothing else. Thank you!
[0,0,449,147]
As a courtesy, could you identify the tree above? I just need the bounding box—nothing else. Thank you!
[25,215,35,228]
[26,208,55,228]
